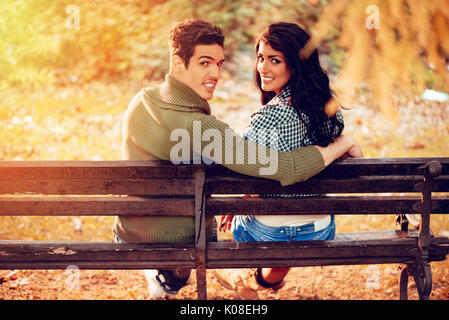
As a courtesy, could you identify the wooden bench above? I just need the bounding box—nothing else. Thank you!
[1,158,448,300]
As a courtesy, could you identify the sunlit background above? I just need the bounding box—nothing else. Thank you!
[0,0,448,300]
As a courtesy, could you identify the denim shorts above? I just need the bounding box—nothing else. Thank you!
[231,215,335,242]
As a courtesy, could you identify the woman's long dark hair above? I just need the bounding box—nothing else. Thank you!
[254,22,343,146]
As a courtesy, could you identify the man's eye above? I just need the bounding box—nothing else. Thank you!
[200,61,209,67]
[217,61,224,68]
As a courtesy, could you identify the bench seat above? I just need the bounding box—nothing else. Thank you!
[2,230,448,270]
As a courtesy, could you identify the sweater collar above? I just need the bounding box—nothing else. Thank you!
[144,74,211,115]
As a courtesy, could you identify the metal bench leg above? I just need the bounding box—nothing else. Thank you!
[417,263,432,300]
[399,264,409,300]
[400,262,432,300]
[402,160,442,300]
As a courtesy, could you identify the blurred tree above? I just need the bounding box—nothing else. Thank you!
[52,0,162,83]
[0,0,164,86]
[0,0,329,85]
[1,0,448,123]
[301,0,449,126]
[0,0,61,87]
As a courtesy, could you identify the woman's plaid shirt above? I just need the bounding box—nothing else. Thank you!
[244,86,344,151]
[243,86,344,197]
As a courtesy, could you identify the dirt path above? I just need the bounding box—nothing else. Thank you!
[1,262,448,300]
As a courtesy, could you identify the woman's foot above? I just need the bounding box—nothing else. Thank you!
[214,267,288,299]
[258,267,289,288]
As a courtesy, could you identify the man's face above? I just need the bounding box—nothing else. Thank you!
[176,44,225,100]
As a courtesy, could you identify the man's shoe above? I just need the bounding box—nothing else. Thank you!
[143,270,166,299]
[143,270,184,299]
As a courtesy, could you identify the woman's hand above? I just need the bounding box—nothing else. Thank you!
[219,215,234,232]
[315,135,363,165]
[345,136,363,158]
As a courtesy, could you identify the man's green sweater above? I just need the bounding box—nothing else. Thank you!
[113,74,325,243]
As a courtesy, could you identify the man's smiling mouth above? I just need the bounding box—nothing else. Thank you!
[203,80,217,90]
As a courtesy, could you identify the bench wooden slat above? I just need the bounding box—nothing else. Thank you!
[206,195,449,215]
[319,158,449,176]
[206,176,419,194]
[3,176,445,196]
[207,176,449,194]
[206,157,449,177]
[0,196,194,216]
[0,178,195,196]
[1,232,448,270]
[207,233,449,268]
[0,160,202,178]
[0,261,198,269]
[206,256,448,268]
[435,176,449,192]
[2,195,446,217]
[0,241,196,269]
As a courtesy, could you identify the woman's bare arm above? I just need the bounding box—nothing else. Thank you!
[314,135,363,166]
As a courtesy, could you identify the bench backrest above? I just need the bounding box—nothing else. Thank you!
[205,158,449,217]
[0,158,448,218]
[0,160,203,217]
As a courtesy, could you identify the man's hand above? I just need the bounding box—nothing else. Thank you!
[315,135,363,166]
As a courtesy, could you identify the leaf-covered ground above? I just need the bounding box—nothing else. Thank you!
[1,55,448,300]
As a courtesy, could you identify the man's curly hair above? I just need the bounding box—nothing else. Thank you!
[168,19,225,68]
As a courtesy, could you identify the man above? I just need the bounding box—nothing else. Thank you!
[113,19,362,299]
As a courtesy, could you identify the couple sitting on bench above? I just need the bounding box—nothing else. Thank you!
[113,19,362,299]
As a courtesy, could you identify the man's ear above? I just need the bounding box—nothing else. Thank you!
[171,55,185,75]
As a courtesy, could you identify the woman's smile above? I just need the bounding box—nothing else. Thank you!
[260,75,275,84]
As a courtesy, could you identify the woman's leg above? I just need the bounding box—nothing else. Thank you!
[218,215,336,298]
[254,215,336,287]
[259,267,290,286]
[231,216,290,287]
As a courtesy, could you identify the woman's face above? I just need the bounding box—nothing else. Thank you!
[256,41,292,94]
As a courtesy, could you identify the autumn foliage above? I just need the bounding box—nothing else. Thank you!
[305,0,449,125]
[1,0,448,122]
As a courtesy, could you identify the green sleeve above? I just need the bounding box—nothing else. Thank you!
[189,114,324,186]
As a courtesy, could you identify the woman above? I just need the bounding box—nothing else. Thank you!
[216,22,348,298]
